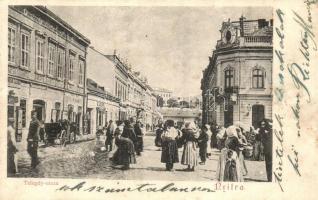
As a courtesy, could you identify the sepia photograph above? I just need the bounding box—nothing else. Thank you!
[7,5,273,182]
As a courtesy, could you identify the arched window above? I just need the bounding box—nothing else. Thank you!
[252,68,264,88]
[224,68,234,88]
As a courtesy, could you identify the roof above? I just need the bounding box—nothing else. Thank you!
[10,6,90,45]
[87,78,119,103]
[153,87,173,93]
[250,26,273,36]
[35,6,90,45]
[159,108,201,118]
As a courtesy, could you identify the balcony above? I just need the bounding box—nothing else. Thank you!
[240,36,272,47]
[224,86,239,94]
[216,35,272,49]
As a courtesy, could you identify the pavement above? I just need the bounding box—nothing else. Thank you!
[10,133,268,182]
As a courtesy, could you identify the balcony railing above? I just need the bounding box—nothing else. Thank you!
[224,86,239,94]
[244,36,272,44]
[216,35,272,49]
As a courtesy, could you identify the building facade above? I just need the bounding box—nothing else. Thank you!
[201,17,273,130]
[86,50,160,128]
[152,87,173,107]
[86,78,120,134]
[158,107,201,128]
[8,6,90,143]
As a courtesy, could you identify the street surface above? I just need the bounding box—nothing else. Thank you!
[13,134,267,182]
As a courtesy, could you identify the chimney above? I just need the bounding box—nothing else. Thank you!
[258,19,267,29]
[239,15,245,36]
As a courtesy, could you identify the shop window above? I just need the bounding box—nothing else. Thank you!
[76,106,82,128]
[20,99,26,128]
[97,110,103,127]
[33,99,46,121]
[68,105,74,122]
[51,102,61,122]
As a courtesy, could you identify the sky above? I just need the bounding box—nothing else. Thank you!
[49,6,272,97]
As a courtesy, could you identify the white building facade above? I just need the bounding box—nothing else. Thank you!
[8,6,91,144]
[201,17,273,130]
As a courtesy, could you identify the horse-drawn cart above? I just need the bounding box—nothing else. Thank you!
[44,120,77,146]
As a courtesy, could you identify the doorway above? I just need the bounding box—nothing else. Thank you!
[224,105,233,128]
[252,104,265,129]
[33,99,46,121]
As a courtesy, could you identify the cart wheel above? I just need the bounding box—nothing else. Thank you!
[60,130,66,146]
[70,131,75,144]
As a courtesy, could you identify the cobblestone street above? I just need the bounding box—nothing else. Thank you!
[12,134,267,182]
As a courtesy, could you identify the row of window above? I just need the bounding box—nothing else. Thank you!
[115,79,127,101]
[8,26,85,85]
[224,68,265,89]
[115,79,147,105]
[160,93,171,98]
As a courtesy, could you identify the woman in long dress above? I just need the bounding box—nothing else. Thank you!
[161,120,179,171]
[204,124,213,158]
[180,122,199,171]
[237,128,248,176]
[216,125,244,182]
[216,126,226,151]
[112,121,137,170]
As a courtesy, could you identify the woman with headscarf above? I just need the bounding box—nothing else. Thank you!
[216,126,226,151]
[204,124,213,158]
[236,127,248,176]
[252,126,264,161]
[161,120,179,171]
[216,125,244,182]
[122,120,137,151]
[155,120,164,148]
[180,122,199,171]
[111,121,136,170]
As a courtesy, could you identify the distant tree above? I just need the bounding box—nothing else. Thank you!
[156,95,164,107]
[179,100,190,108]
[167,98,179,107]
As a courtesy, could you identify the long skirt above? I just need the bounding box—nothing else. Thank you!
[207,138,212,154]
[112,139,136,166]
[253,141,264,161]
[7,151,16,174]
[238,150,248,175]
[211,133,218,149]
[161,140,179,164]
[216,148,244,182]
[181,141,198,167]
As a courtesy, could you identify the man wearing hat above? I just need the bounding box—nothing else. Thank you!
[27,110,41,169]
[260,119,273,182]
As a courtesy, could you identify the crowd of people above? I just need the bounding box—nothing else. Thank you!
[154,119,273,181]
[7,110,272,182]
